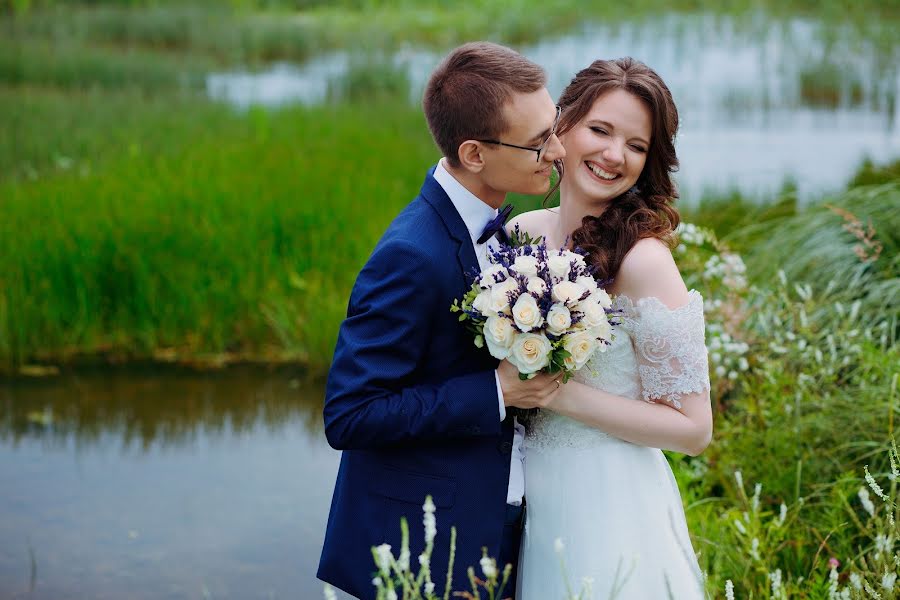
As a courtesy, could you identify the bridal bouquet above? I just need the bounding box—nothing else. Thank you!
[451,231,614,382]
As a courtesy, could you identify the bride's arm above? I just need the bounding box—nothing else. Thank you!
[547,238,713,456]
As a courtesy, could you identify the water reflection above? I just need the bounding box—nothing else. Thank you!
[0,367,325,448]
[207,13,900,201]
[0,368,342,599]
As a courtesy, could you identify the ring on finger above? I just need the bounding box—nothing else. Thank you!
[555,379,560,389]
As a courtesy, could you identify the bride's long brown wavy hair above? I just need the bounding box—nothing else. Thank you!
[552,57,681,282]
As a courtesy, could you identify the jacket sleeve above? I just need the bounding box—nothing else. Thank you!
[323,238,502,450]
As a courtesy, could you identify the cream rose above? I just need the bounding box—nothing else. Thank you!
[512,293,544,332]
[483,315,515,360]
[526,277,547,295]
[567,251,587,268]
[590,288,613,309]
[563,330,598,370]
[472,289,495,316]
[589,318,613,342]
[545,303,572,336]
[489,277,519,314]
[478,264,508,289]
[548,252,572,280]
[552,280,586,306]
[512,254,539,278]
[508,332,552,374]
[579,298,608,328]
[575,275,598,293]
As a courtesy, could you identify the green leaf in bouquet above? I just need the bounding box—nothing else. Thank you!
[509,225,546,248]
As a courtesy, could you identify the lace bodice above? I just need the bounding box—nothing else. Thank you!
[525,291,710,452]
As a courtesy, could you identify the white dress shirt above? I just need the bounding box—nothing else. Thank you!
[433,159,526,506]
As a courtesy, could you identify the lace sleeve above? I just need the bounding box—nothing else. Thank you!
[630,290,710,409]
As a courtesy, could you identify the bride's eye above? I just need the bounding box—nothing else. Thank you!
[589,126,608,136]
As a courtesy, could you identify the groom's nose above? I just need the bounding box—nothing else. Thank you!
[542,133,566,163]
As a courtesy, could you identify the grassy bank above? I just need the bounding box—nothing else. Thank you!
[1,94,439,369]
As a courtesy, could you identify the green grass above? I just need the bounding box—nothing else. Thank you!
[0,95,440,370]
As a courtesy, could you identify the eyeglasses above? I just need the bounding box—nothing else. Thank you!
[475,105,562,163]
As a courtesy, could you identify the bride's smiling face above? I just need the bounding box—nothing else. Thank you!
[559,88,652,205]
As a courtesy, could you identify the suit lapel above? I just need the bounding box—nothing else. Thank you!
[420,166,481,285]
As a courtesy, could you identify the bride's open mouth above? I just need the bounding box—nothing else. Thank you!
[585,160,620,183]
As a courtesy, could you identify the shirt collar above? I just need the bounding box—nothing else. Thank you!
[433,158,497,245]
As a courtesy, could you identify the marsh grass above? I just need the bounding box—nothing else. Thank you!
[0,99,439,370]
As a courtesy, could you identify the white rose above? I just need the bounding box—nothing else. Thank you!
[483,315,515,359]
[592,289,613,309]
[588,318,612,343]
[545,303,572,336]
[471,289,495,316]
[552,280,586,306]
[478,264,508,288]
[512,293,544,332]
[575,275,598,293]
[512,254,539,278]
[579,298,608,328]
[548,252,572,280]
[563,330,598,370]
[569,252,587,268]
[508,332,552,374]
[526,277,548,296]
[489,277,519,314]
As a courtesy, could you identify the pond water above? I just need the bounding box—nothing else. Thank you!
[207,13,900,203]
[0,369,350,599]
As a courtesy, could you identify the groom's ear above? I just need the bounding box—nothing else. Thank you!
[457,140,486,173]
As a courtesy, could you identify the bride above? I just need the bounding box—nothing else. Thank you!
[511,58,711,599]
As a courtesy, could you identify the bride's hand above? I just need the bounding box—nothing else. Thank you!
[497,360,561,409]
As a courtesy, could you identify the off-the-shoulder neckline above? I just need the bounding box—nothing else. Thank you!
[612,289,704,312]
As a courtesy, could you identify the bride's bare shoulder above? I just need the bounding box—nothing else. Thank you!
[507,208,556,240]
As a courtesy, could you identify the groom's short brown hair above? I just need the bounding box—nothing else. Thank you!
[423,42,546,168]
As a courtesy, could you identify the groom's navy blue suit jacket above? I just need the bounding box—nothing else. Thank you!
[318,167,516,599]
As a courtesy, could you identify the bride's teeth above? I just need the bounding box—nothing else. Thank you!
[587,162,617,180]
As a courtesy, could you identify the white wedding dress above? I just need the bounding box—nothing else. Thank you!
[518,291,710,600]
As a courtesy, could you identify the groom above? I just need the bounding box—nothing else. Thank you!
[318,42,565,599]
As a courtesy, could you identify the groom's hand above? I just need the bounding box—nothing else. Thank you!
[497,359,561,409]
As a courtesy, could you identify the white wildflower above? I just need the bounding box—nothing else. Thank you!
[324,584,337,600]
[777,270,787,286]
[865,466,889,501]
[423,496,437,544]
[480,555,497,579]
[769,569,784,598]
[751,538,760,561]
[725,579,735,600]
[397,545,410,572]
[734,520,747,534]
[419,553,429,567]
[864,581,883,599]
[881,571,896,591]
[372,577,383,587]
[858,487,876,518]
[734,471,744,491]
[828,564,840,599]
[425,582,435,595]
[738,357,750,371]
[850,573,863,590]
[716,365,727,377]
[777,503,788,526]
[386,590,398,600]
[751,483,762,513]
[374,543,393,573]
[875,534,893,558]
